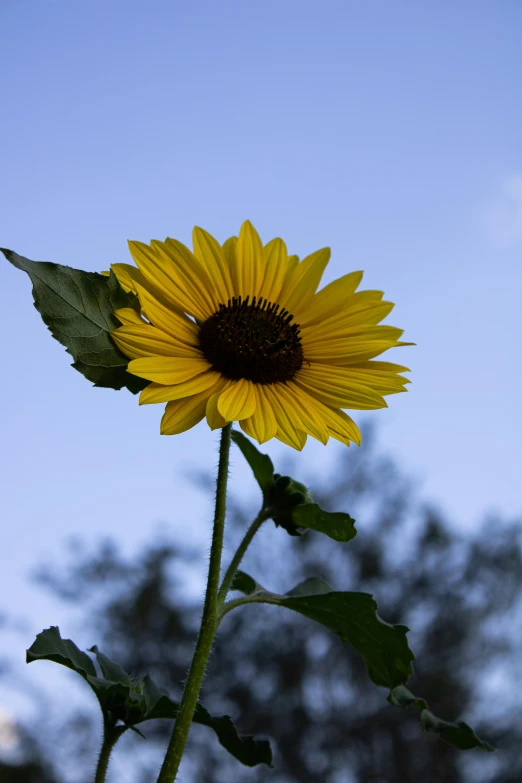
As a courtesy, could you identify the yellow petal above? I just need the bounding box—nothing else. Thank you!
[193,227,234,305]
[231,221,266,299]
[314,404,362,446]
[134,282,199,346]
[222,236,237,273]
[297,271,363,326]
[272,383,329,445]
[304,339,403,365]
[160,392,210,435]
[259,238,289,303]
[128,240,211,321]
[301,300,395,341]
[351,360,411,374]
[239,386,278,444]
[139,372,222,405]
[307,325,404,344]
[159,238,219,316]
[279,248,331,314]
[275,426,307,451]
[282,254,299,287]
[128,356,211,384]
[217,378,257,421]
[114,307,146,325]
[304,324,405,353]
[262,385,307,451]
[111,324,203,360]
[295,365,387,409]
[336,361,411,395]
[206,379,233,430]
[110,263,148,294]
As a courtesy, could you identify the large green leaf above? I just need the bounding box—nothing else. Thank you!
[2,249,148,393]
[285,577,332,597]
[290,503,357,542]
[229,576,413,688]
[280,590,413,688]
[27,627,272,767]
[389,686,494,752]
[231,430,274,493]
[228,581,491,753]
[26,624,97,678]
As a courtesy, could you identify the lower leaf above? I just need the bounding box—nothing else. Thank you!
[27,627,272,768]
[389,686,494,752]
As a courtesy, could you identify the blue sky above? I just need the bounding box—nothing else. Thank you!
[1,0,521,744]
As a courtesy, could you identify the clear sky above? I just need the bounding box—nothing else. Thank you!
[0,0,521,713]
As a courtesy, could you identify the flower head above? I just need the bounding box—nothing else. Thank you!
[109,221,412,449]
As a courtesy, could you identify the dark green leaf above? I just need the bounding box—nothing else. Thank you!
[193,706,273,768]
[285,577,332,597]
[388,686,494,752]
[89,645,129,683]
[278,590,414,688]
[228,580,414,688]
[266,474,312,536]
[387,684,427,711]
[27,628,272,767]
[2,249,148,393]
[421,711,494,751]
[290,504,357,543]
[129,725,147,739]
[230,570,260,595]
[231,431,274,493]
[87,675,147,725]
[26,626,96,678]
[145,696,272,768]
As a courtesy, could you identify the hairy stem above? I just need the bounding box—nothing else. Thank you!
[217,507,269,606]
[94,721,126,783]
[221,592,281,619]
[156,424,232,783]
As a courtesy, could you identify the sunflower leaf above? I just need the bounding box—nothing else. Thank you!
[278,589,414,688]
[285,577,333,597]
[225,578,414,688]
[230,570,262,595]
[1,249,148,393]
[265,473,357,541]
[389,686,494,752]
[290,503,357,542]
[26,625,96,678]
[231,430,274,494]
[27,627,272,767]
[145,696,273,768]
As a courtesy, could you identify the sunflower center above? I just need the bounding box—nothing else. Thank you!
[198,296,304,384]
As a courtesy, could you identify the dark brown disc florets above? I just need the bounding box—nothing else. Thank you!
[198,296,303,384]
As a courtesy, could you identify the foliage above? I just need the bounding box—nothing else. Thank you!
[230,570,414,688]
[1,249,147,393]
[26,627,271,768]
[12,426,519,783]
[231,430,357,540]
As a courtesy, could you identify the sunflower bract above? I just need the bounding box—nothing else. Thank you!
[109,220,413,449]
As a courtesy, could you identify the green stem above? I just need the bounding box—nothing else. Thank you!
[156,423,232,783]
[217,507,269,606]
[221,592,281,619]
[94,721,126,783]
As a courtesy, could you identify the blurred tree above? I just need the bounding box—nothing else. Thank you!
[2,425,521,782]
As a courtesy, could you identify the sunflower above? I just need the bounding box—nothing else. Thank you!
[108,221,412,450]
